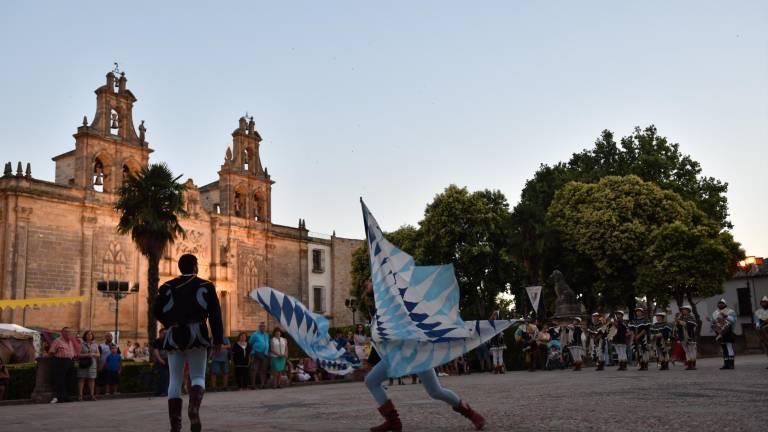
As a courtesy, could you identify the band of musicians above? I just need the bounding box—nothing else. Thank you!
[513,296,768,372]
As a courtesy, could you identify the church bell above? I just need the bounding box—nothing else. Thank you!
[94,172,104,186]
[110,113,119,129]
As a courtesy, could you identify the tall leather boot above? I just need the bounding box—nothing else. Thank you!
[370,400,402,432]
[453,400,486,430]
[619,361,627,371]
[188,385,205,432]
[692,360,697,370]
[573,361,581,371]
[596,361,604,371]
[168,398,182,432]
[660,362,668,371]
[720,359,728,370]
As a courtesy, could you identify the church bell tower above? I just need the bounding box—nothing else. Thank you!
[53,66,152,193]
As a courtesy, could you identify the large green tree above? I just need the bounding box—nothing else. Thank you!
[513,125,732,311]
[115,163,187,343]
[351,185,526,320]
[548,175,741,312]
[417,186,525,319]
[350,225,419,321]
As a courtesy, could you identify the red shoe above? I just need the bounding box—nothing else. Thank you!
[370,400,402,432]
[453,400,486,430]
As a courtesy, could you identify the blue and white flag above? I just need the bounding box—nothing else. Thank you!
[361,200,522,377]
[250,287,359,375]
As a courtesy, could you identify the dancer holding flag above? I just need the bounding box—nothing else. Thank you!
[251,201,520,431]
[359,200,520,431]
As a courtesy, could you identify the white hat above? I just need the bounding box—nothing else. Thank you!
[761,296,768,302]
[680,304,692,311]
[573,317,582,323]
[591,312,600,317]
[654,312,666,317]
[614,310,625,316]
[634,306,645,312]
[718,298,727,305]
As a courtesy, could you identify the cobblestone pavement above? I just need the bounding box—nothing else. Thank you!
[3,355,767,432]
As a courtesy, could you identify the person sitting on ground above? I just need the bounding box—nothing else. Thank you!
[301,357,321,382]
[104,344,122,395]
[0,357,9,401]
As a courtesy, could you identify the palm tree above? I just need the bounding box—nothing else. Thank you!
[115,163,187,343]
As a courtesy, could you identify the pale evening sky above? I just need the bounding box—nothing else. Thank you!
[1,1,766,256]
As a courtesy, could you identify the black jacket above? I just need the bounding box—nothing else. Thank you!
[152,275,224,350]
[232,342,251,366]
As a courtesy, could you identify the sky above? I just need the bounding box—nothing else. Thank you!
[1,1,766,256]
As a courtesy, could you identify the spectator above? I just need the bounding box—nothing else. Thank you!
[97,333,114,394]
[133,342,146,361]
[302,357,321,382]
[125,340,134,360]
[269,328,288,389]
[294,363,311,382]
[232,332,251,390]
[353,324,369,362]
[456,354,471,375]
[48,326,76,403]
[333,330,348,351]
[475,342,491,372]
[248,322,270,389]
[142,343,151,360]
[209,335,231,390]
[0,357,9,401]
[104,345,122,395]
[77,330,99,401]
[153,328,170,397]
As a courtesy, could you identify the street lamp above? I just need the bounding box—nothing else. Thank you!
[737,256,764,312]
[97,280,139,344]
[344,297,358,326]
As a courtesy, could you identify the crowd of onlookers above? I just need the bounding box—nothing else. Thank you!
[0,321,504,404]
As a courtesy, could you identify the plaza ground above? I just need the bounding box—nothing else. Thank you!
[3,354,767,431]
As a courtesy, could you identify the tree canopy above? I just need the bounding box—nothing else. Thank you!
[115,163,187,343]
[350,185,526,320]
[513,125,735,312]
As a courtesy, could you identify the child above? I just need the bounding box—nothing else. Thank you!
[104,345,122,395]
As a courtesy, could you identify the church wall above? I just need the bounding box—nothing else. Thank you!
[331,237,362,326]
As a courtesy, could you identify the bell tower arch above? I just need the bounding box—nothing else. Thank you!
[53,65,153,193]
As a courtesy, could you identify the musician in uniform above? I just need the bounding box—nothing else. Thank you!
[563,317,585,371]
[712,298,737,370]
[612,311,629,370]
[754,296,768,369]
[675,304,698,370]
[650,312,673,370]
[630,307,651,371]
[514,321,540,372]
[588,313,609,371]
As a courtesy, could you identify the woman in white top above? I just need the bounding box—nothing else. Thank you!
[269,328,288,389]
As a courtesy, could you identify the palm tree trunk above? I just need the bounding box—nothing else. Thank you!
[147,249,161,344]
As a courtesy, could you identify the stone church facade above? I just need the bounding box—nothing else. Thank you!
[0,70,363,341]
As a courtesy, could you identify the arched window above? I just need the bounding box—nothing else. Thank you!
[110,109,120,135]
[233,186,247,217]
[252,193,260,220]
[93,158,106,192]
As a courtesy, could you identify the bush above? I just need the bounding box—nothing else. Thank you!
[6,362,36,400]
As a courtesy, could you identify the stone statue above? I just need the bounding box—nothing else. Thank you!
[138,120,146,144]
[549,269,582,318]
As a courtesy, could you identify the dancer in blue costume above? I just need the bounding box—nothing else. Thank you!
[251,202,520,431]
[360,201,520,431]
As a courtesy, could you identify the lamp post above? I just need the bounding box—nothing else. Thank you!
[344,297,358,326]
[97,280,139,345]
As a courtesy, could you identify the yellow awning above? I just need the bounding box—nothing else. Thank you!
[0,296,86,310]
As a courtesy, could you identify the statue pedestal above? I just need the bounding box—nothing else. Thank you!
[30,357,53,403]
